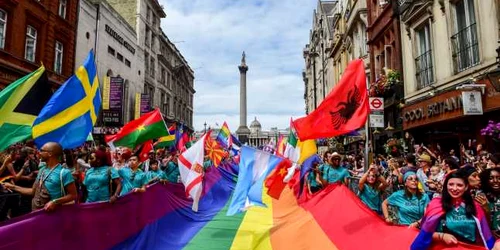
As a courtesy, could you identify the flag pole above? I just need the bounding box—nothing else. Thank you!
[364,72,370,172]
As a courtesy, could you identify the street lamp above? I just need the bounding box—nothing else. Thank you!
[203,122,207,133]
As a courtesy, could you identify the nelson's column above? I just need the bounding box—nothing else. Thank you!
[236,52,251,143]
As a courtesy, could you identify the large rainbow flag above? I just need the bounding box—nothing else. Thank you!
[0,160,486,250]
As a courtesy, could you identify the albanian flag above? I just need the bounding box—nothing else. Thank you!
[293,59,369,140]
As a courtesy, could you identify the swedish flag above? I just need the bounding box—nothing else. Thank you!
[32,50,101,149]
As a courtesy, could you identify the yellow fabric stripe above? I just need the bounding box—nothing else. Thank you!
[0,66,44,127]
[230,189,273,250]
[159,134,175,142]
[32,66,99,138]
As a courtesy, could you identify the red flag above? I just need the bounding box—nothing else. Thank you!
[137,140,153,162]
[265,158,292,199]
[293,59,369,140]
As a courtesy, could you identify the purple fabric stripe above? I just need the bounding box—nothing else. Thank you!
[0,164,228,250]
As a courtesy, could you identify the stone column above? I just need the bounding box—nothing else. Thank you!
[236,51,251,143]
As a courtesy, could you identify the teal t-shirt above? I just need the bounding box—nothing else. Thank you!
[36,164,74,200]
[387,190,430,225]
[83,166,119,203]
[321,165,350,184]
[118,168,148,196]
[437,205,477,243]
[164,161,180,183]
[489,197,500,232]
[307,171,322,188]
[147,169,168,182]
[359,184,382,213]
[203,160,213,169]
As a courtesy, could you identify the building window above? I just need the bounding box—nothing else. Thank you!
[144,52,149,73]
[25,25,37,62]
[451,0,479,73]
[150,57,155,77]
[58,0,67,19]
[54,41,63,74]
[147,6,151,23]
[108,46,115,56]
[0,9,6,49]
[160,92,166,114]
[151,34,155,49]
[125,59,131,67]
[116,53,123,62]
[166,95,170,115]
[160,67,166,84]
[145,27,150,47]
[414,23,434,90]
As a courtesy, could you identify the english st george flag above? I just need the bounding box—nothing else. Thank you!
[293,59,369,140]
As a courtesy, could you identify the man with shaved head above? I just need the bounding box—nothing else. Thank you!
[2,142,76,212]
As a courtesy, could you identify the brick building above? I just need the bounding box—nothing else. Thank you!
[0,0,78,87]
[366,0,404,152]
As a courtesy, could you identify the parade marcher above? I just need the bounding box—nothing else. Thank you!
[385,158,403,194]
[83,150,122,203]
[400,154,418,176]
[318,152,350,186]
[306,160,323,194]
[2,142,76,212]
[146,161,167,184]
[142,150,160,173]
[10,147,38,217]
[164,153,180,183]
[382,171,430,226]
[416,154,433,197]
[118,156,147,196]
[410,171,496,250]
[458,165,481,196]
[358,164,387,214]
[113,148,132,170]
[480,167,500,238]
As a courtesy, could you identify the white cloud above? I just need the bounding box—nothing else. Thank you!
[159,0,316,131]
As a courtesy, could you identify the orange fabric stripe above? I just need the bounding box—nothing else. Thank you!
[269,188,338,249]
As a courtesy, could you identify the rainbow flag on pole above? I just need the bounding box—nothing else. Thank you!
[216,121,231,148]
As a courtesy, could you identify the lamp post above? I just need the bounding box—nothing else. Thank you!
[203,122,207,133]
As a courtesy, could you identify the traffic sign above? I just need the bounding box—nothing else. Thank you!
[369,97,384,111]
[369,114,384,128]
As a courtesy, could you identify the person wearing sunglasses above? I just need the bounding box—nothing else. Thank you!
[382,171,429,226]
[118,156,147,195]
[318,152,351,187]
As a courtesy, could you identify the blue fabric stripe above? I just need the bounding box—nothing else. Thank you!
[34,113,93,149]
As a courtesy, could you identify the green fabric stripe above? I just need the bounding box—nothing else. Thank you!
[0,69,39,107]
[184,199,245,250]
[0,124,32,151]
[288,130,298,147]
[113,121,168,149]
[154,140,174,149]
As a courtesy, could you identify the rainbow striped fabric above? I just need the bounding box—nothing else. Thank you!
[0,161,488,250]
[216,122,231,148]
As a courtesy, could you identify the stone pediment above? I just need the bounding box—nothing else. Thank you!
[400,0,433,24]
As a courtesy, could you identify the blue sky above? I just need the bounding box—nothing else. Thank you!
[159,0,317,132]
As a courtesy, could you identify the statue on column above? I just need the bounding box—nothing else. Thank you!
[241,51,246,66]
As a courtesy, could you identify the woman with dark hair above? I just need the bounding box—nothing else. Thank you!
[358,164,387,214]
[480,167,500,238]
[382,171,430,226]
[83,150,122,203]
[411,171,496,249]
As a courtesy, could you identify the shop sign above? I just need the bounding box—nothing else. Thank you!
[461,91,483,115]
[403,95,462,122]
[105,24,136,54]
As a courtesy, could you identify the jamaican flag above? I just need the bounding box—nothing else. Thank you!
[0,65,53,151]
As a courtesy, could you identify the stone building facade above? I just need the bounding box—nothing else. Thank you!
[247,117,289,148]
[303,0,337,114]
[399,0,500,151]
[75,0,144,128]
[0,0,78,88]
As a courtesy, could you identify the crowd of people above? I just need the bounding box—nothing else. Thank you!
[3,138,500,249]
[0,140,188,222]
[304,142,500,248]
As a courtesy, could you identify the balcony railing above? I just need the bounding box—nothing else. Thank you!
[415,50,434,90]
[451,23,479,73]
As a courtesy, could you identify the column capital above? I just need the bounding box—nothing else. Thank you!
[238,65,248,73]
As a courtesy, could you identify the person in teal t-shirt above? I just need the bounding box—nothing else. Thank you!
[319,152,350,186]
[382,171,429,226]
[147,161,167,184]
[163,154,180,183]
[358,165,387,213]
[118,156,148,196]
[83,150,122,203]
[307,162,324,194]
